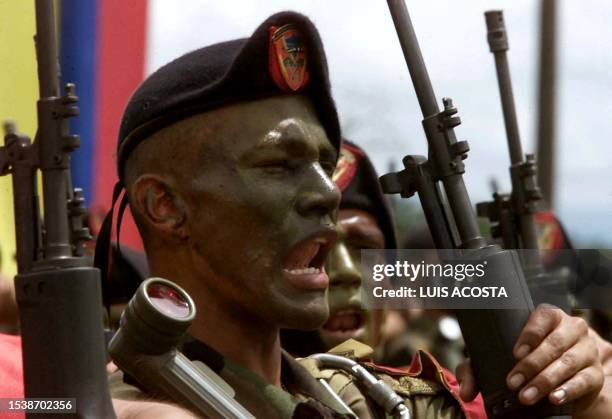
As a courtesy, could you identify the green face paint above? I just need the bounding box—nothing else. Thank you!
[320,208,386,349]
[177,95,340,331]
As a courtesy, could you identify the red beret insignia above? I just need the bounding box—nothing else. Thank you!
[268,24,310,92]
[535,210,566,250]
[333,143,364,191]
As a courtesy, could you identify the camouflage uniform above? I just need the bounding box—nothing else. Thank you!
[109,337,484,418]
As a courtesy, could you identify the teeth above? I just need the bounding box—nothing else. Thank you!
[313,237,328,245]
[283,267,321,275]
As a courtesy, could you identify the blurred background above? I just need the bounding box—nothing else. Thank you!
[1,0,611,276]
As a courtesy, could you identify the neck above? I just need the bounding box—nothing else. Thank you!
[148,259,282,387]
[189,303,282,387]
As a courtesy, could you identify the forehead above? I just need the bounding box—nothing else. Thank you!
[337,208,385,248]
[338,208,380,230]
[182,95,333,158]
[338,209,385,250]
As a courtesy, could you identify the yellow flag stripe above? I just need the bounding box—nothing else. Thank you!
[0,1,38,276]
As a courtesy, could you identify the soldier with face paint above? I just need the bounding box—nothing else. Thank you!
[281,141,488,417]
[282,141,612,418]
[323,141,395,353]
[281,141,450,364]
[98,12,478,419]
[282,140,397,358]
[96,11,611,419]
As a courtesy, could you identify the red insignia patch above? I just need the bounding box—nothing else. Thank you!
[535,210,572,265]
[333,143,364,191]
[535,210,565,250]
[268,24,309,92]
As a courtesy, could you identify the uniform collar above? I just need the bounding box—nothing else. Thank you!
[180,336,352,418]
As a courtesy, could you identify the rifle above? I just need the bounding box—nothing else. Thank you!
[476,10,573,311]
[0,1,115,417]
[381,1,571,417]
[477,10,542,259]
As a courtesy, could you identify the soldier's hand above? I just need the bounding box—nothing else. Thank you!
[506,305,603,411]
[456,305,605,416]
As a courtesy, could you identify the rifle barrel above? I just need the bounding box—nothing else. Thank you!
[35,0,74,260]
[387,0,484,248]
[536,0,557,208]
[486,10,541,253]
[35,0,59,98]
[485,11,524,165]
[386,0,438,117]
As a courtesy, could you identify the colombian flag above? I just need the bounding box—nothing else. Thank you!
[60,0,147,251]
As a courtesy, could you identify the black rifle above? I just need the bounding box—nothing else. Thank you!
[381,1,571,418]
[477,10,542,260]
[476,10,573,311]
[0,1,115,417]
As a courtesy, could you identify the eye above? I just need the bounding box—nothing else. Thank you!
[320,160,337,176]
[258,159,294,175]
[348,237,383,250]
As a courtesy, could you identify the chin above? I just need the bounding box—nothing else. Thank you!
[279,300,329,331]
[317,308,370,349]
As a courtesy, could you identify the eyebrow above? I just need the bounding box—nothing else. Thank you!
[255,132,313,155]
[342,217,385,247]
[250,121,336,161]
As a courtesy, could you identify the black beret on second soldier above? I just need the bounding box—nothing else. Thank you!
[116,11,340,179]
[333,140,397,249]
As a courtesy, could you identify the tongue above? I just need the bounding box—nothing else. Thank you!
[323,312,362,332]
[284,241,320,269]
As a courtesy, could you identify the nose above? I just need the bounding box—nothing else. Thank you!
[326,241,362,288]
[295,163,341,218]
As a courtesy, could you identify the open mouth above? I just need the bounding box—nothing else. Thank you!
[320,309,366,340]
[282,230,336,290]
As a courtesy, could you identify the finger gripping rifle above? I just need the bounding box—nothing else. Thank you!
[381,1,570,418]
[0,1,115,417]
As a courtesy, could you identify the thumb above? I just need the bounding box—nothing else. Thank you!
[456,358,479,402]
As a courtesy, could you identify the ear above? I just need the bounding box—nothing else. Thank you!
[131,175,188,240]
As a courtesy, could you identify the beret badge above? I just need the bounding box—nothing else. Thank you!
[535,211,565,250]
[268,24,310,92]
[333,143,364,192]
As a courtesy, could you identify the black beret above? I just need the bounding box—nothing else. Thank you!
[333,140,397,249]
[117,11,340,179]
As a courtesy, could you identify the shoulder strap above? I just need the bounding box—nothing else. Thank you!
[93,181,125,310]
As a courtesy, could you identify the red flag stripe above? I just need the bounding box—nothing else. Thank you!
[94,0,148,249]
